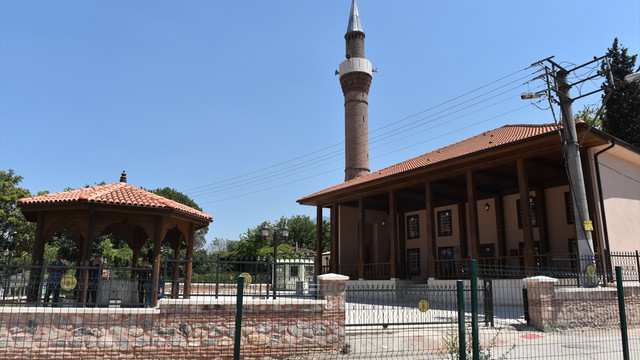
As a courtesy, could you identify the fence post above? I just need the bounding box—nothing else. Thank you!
[2,261,9,302]
[456,280,466,360]
[38,260,46,306]
[615,267,630,360]
[215,254,220,299]
[470,260,479,360]
[233,275,245,360]
[483,279,494,327]
[314,254,319,299]
[635,250,640,284]
[522,287,530,325]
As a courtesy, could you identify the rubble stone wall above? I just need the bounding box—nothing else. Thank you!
[524,276,640,331]
[0,275,348,360]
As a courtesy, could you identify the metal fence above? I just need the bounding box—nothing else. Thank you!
[0,259,638,359]
[0,256,319,307]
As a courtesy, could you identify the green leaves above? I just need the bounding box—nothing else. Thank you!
[602,38,640,148]
[0,169,35,258]
[233,215,330,259]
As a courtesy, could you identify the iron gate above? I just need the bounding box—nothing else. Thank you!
[340,282,492,358]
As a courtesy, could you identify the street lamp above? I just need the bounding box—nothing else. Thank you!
[520,91,545,100]
[624,71,640,83]
[262,223,289,299]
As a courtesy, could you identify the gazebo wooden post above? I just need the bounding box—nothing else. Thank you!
[151,217,163,307]
[79,213,95,305]
[184,223,195,299]
[27,212,46,304]
[131,250,140,280]
[171,244,181,298]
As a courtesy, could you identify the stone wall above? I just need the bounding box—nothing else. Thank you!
[0,274,348,360]
[524,276,640,331]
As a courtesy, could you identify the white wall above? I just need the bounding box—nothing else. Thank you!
[502,192,540,256]
[544,186,576,254]
[589,146,640,252]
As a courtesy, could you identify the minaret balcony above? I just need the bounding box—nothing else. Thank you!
[339,58,372,78]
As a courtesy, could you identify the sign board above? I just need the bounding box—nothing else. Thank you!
[418,300,429,312]
[60,275,77,291]
[584,220,593,231]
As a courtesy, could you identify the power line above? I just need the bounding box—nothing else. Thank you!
[187,66,544,203]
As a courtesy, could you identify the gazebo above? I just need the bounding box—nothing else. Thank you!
[18,171,212,307]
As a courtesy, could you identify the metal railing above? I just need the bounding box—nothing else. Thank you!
[0,256,320,307]
[330,251,639,284]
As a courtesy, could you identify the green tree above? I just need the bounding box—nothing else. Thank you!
[149,187,209,250]
[0,170,35,258]
[601,38,640,148]
[575,105,601,129]
[96,235,133,267]
[285,215,330,252]
[236,222,269,258]
[207,237,237,254]
[234,215,330,259]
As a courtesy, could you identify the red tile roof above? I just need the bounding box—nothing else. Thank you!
[299,123,562,201]
[19,182,213,222]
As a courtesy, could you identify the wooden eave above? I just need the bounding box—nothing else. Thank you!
[298,124,610,207]
[19,201,211,229]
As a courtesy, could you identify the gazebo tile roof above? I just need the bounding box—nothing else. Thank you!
[299,123,561,201]
[19,182,212,221]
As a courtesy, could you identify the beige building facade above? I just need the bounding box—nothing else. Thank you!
[299,123,640,281]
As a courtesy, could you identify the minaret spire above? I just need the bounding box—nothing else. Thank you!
[339,0,373,181]
[347,0,363,34]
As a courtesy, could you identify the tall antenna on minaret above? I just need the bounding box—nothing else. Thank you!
[337,0,374,181]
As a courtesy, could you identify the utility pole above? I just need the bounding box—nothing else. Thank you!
[555,68,595,273]
[527,55,613,286]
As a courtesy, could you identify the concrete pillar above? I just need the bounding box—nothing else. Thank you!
[523,276,558,331]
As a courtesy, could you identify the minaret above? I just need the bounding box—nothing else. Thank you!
[339,0,373,181]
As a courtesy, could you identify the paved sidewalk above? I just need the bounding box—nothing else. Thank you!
[307,325,639,359]
[308,301,640,360]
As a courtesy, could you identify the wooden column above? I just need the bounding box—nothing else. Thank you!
[27,212,46,303]
[517,158,535,269]
[316,206,323,277]
[131,249,140,282]
[389,190,397,279]
[424,182,436,278]
[458,202,468,259]
[184,223,195,299]
[495,195,506,258]
[330,205,339,274]
[151,217,163,307]
[535,188,550,258]
[466,171,479,259]
[358,198,365,279]
[171,243,181,298]
[398,210,407,277]
[79,212,95,304]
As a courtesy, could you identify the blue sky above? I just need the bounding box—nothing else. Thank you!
[1,1,638,244]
